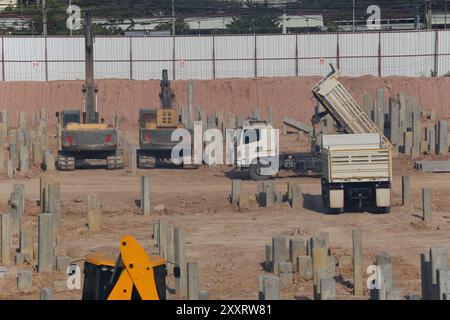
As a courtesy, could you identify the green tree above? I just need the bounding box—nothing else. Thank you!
[155,17,190,35]
[226,0,281,34]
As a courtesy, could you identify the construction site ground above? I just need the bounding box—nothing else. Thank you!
[0,129,448,300]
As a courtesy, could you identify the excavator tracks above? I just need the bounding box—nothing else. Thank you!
[56,153,75,171]
[106,149,124,170]
[137,154,156,169]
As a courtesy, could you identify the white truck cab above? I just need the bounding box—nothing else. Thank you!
[235,119,279,180]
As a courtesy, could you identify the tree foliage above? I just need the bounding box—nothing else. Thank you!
[226,1,281,34]
[155,18,190,35]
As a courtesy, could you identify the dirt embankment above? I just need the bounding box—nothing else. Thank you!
[0,76,449,127]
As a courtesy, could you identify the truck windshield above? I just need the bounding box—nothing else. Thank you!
[141,113,156,127]
[63,113,80,126]
[243,129,261,144]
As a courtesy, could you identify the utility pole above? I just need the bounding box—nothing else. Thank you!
[425,0,432,30]
[282,13,287,34]
[42,0,47,37]
[445,0,447,29]
[352,0,355,32]
[69,0,72,36]
[172,0,175,36]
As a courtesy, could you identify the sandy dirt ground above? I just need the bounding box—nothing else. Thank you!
[0,76,450,128]
[0,130,449,300]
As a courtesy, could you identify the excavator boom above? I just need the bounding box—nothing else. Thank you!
[107,236,161,300]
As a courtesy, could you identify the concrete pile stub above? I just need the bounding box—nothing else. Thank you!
[402,176,411,207]
[261,276,280,300]
[319,278,336,300]
[43,150,55,171]
[187,262,199,300]
[263,182,275,207]
[437,268,450,300]
[165,225,175,270]
[40,288,54,300]
[371,252,393,300]
[265,244,272,272]
[48,182,61,231]
[230,179,242,205]
[386,288,402,300]
[56,256,71,273]
[38,213,54,273]
[86,195,101,232]
[9,184,25,236]
[422,188,431,222]
[289,238,305,271]
[158,219,167,258]
[421,252,432,300]
[20,230,33,258]
[297,255,313,280]
[278,261,292,289]
[352,230,364,296]
[1,213,11,265]
[429,247,448,300]
[174,227,187,298]
[140,176,151,215]
[437,120,449,156]
[272,236,287,275]
[17,269,32,293]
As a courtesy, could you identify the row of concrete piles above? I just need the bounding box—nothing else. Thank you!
[177,82,275,133]
[153,219,209,300]
[0,108,55,178]
[363,89,448,158]
[307,89,448,160]
[230,179,303,210]
[259,232,338,300]
[258,230,450,300]
[2,174,158,298]
[0,178,70,299]
[402,176,433,223]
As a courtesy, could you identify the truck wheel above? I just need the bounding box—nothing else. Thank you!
[327,207,344,214]
[248,164,270,181]
[377,207,390,214]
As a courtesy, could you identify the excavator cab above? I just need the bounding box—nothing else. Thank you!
[82,236,167,300]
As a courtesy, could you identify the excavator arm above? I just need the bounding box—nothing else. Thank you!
[107,236,161,300]
[82,236,166,300]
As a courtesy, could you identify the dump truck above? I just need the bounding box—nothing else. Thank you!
[321,133,392,214]
[311,64,391,146]
[137,70,193,169]
[56,12,123,171]
[312,64,392,213]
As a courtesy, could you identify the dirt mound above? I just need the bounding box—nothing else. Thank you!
[0,76,449,127]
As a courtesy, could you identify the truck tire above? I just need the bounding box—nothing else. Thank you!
[377,207,390,214]
[57,153,75,171]
[138,154,156,169]
[327,206,344,214]
[248,164,270,181]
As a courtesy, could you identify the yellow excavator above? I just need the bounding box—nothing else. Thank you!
[82,236,166,300]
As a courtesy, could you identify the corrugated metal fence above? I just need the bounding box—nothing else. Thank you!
[2,30,450,81]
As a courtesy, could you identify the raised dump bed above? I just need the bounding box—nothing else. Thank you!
[312,64,391,148]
